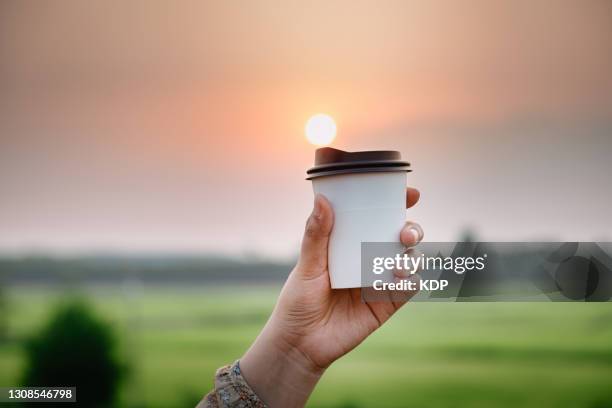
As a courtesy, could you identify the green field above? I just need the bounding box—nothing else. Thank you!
[1,285,612,408]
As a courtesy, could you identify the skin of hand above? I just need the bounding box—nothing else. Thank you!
[240,188,423,407]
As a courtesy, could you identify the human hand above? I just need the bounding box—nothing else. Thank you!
[240,188,422,407]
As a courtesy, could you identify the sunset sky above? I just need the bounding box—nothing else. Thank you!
[1,0,611,258]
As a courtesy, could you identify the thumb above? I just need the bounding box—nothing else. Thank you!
[297,194,334,278]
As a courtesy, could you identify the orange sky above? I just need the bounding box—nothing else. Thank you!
[1,0,611,257]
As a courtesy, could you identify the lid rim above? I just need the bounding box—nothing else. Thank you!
[306,166,411,180]
[307,160,410,174]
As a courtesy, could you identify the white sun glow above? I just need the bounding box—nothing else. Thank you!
[305,114,336,146]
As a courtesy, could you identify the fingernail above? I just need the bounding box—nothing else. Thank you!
[409,228,420,242]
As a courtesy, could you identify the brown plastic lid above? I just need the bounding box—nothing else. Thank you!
[306,147,410,180]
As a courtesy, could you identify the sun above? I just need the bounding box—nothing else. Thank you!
[305,114,336,146]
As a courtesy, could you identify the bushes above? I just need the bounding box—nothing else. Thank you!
[21,299,125,407]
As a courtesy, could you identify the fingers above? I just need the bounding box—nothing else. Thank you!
[296,194,334,279]
[403,188,422,246]
[362,272,420,312]
[400,221,424,247]
[406,188,420,209]
[390,272,421,310]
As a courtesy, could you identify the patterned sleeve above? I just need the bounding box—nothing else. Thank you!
[196,361,267,408]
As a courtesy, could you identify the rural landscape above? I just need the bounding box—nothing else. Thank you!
[1,255,611,407]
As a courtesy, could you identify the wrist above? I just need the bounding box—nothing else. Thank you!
[240,319,324,407]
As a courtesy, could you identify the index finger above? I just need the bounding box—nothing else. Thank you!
[406,187,420,209]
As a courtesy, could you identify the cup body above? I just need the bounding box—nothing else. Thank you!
[312,171,406,288]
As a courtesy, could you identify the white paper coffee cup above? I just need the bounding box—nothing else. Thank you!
[307,148,410,289]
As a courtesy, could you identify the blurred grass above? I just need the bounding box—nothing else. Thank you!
[1,285,612,408]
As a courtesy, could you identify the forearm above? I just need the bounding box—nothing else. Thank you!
[240,319,324,408]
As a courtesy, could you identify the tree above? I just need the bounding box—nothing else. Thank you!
[21,299,125,407]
